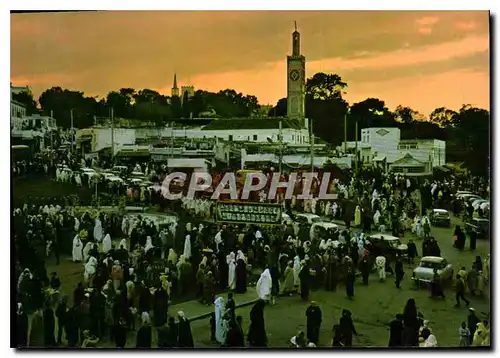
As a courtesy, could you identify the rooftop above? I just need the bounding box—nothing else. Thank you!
[201,118,302,131]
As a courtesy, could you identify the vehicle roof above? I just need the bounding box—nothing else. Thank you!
[313,222,338,229]
[369,234,400,241]
[421,256,445,263]
[473,218,489,222]
[433,209,448,213]
[296,213,320,218]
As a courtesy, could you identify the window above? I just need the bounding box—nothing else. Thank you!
[253,135,258,141]
[228,135,233,141]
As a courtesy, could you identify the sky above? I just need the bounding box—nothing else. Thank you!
[10,10,490,116]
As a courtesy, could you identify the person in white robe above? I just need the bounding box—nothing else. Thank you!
[256,268,272,302]
[227,252,236,290]
[82,241,93,263]
[331,202,338,218]
[214,296,228,345]
[324,202,331,218]
[72,234,83,262]
[167,249,177,265]
[145,236,154,253]
[293,256,301,286]
[236,250,246,262]
[102,233,112,253]
[84,256,97,284]
[354,206,362,227]
[215,230,223,252]
[119,238,128,251]
[121,217,129,237]
[93,218,103,242]
[373,210,381,227]
[375,256,386,281]
[183,234,192,258]
[74,217,80,232]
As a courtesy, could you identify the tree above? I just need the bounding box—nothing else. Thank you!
[429,107,457,128]
[306,73,347,101]
[349,98,397,140]
[394,105,417,124]
[268,98,287,117]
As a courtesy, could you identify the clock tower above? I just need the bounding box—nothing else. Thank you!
[287,22,306,123]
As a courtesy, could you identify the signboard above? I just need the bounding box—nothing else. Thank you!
[215,201,282,225]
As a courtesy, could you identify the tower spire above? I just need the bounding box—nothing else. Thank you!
[171,73,179,97]
[294,20,297,32]
[292,22,300,56]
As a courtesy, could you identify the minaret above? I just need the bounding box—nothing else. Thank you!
[287,22,306,124]
[171,73,179,97]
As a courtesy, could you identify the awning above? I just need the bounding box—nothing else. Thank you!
[116,150,151,157]
[373,156,386,162]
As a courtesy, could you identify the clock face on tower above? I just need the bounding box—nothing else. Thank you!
[289,69,300,81]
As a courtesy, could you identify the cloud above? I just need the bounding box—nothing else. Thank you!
[415,16,440,35]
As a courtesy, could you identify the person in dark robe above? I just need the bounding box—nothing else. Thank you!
[402,298,419,346]
[270,265,280,303]
[388,314,404,347]
[50,272,61,290]
[299,261,311,301]
[226,316,245,347]
[203,271,216,305]
[395,257,404,289]
[226,292,236,321]
[65,306,80,347]
[55,296,67,345]
[153,283,169,327]
[407,239,417,264]
[235,258,247,294]
[339,309,357,347]
[325,252,338,291]
[359,258,370,285]
[114,318,127,348]
[177,312,194,347]
[16,303,29,348]
[331,324,343,347]
[453,225,465,250]
[467,308,480,345]
[305,301,322,345]
[217,251,229,290]
[247,299,267,347]
[73,282,85,307]
[469,230,477,251]
[166,316,179,347]
[43,301,56,347]
[422,239,429,258]
[136,312,152,348]
[138,282,152,314]
[345,267,355,299]
[473,256,483,272]
[429,269,445,299]
[29,309,45,348]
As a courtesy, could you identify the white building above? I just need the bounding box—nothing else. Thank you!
[339,127,446,175]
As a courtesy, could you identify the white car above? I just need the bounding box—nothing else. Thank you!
[472,199,488,210]
[295,213,323,225]
[412,256,454,284]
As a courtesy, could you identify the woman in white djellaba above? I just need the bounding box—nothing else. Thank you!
[256,268,273,302]
[354,206,362,227]
[183,234,192,258]
[72,232,84,262]
[84,256,98,285]
[93,217,103,242]
[227,252,236,290]
[375,256,386,281]
[214,296,229,346]
[82,241,93,263]
[102,233,112,254]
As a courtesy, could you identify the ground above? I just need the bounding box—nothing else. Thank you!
[17,177,491,347]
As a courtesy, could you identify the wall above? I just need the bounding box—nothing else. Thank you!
[242,153,352,169]
[93,128,136,152]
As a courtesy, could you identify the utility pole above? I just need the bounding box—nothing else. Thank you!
[310,119,314,172]
[344,111,347,154]
[278,120,283,173]
[355,120,359,172]
[70,108,74,154]
[111,107,115,161]
[50,110,54,167]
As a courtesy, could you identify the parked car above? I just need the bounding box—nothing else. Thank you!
[430,208,451,227]
[472,199,489,210]
[311,222,339,241]
[365,234,408,260]
[412,256,454,284]
[295,213,322,226]
[465,218,490,240]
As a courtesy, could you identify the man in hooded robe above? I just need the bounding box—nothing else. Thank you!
[214,296,228,346]
[72,233,83,262]
[256,269,272,302]
[282,261,295,295]
[359,257,370,285]
[93,218,103,243]
[389,314,404,347]
[247,299,267,347]
[299,261,311,301]
[102,233,112,254]
[183,234,192,259]
[339,309,357,347]
[235,251,247,294]
[306,301,322,345]
[375,256,386,281]
[227,252,237,291]
[177,311,194,347]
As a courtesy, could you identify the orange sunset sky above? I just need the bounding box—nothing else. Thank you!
[10,11,490,116]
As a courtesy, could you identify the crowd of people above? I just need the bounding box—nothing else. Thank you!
[13,154,491,348]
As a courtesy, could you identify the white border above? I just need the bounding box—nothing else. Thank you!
[3,2,497,358]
